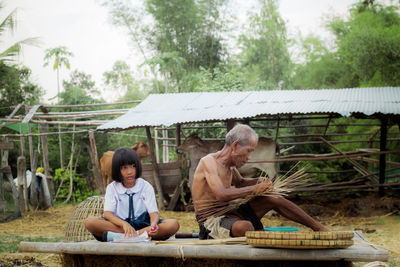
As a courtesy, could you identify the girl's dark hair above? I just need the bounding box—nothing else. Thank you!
[111,147,142,182]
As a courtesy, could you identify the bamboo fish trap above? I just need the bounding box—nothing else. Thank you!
[64,195,105,242]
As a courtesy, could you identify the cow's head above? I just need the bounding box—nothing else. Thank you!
[131,142,150,159]
[176,134,204,154]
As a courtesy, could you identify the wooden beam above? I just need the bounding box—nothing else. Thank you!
[226,119,235,132]
[88,130,105,195]
[40,124,53,204]
[145,127,165,210]
[24,105,34,171]
[22,104,41,123]
[58,125,64,169]
[176,124,181,161]
[319,137,379,183]
[360,157,400,168]
[19,121,25,156]
[17,156,28,212]
[0,142,13,150]
[379,117,388,196]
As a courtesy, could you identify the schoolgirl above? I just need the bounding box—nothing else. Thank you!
[85,147,179,241]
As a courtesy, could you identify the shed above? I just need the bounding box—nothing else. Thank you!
[97,87,400,208]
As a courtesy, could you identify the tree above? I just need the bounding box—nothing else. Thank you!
[101,0,228,92]
[43,46,74,100]
[328,1,400,86]
[60,70,102,105]
[103,60,145,99]
[238,0,291,90]
[0,3,39,63]
[0,63,43,117]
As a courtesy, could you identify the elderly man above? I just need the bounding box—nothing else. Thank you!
[192,124,329,239]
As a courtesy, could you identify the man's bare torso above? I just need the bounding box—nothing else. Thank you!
[192,152,239,214]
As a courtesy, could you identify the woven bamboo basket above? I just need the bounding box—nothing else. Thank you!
[246,231,354,240]
[64,195,104,242]
[246,231,354,249]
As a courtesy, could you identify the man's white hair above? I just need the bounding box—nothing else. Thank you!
[225,124,258,146]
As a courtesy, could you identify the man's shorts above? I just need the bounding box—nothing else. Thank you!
[199,203,263,240]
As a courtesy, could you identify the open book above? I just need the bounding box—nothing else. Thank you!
[112,231,150,243]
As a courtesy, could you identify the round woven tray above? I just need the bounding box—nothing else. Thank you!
[246,231,354,241]
[246,238,354,249]
[64,195,104,242]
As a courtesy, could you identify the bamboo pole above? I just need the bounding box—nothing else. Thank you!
[58,125,64,169]
[17,100,141,109]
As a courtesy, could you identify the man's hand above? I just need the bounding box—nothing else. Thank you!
[254,179,273,194]
[122,221,138,238]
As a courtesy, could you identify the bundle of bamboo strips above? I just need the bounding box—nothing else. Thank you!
[195,163,311,223]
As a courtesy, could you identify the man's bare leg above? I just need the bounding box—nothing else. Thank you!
[249,195,329,231]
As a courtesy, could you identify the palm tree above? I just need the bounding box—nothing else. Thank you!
[43,46,74,101]
[0,3,39,62]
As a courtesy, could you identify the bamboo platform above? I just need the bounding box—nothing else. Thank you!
[19,231,388,265]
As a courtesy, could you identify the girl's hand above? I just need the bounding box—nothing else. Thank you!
[148,224,159,237]
[122,221,138,238]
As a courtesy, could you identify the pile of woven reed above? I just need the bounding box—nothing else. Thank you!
[246,231,354,249]
[195,163,310,223]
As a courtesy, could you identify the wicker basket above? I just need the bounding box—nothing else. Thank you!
[64,195,104,242]
[246,231,354,249]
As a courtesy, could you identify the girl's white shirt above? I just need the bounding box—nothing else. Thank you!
[104,178,159,220]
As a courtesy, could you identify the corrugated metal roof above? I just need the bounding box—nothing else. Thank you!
[97,87,400,130]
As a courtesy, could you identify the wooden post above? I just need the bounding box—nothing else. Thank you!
[154,128,160,163]
[379,117,388,196]
[146,127,165,210]
[40,124,53,204]
[30,151,39,210]
[19,122,25,157]
[275,116,280,142]
[227,120,235,132]
[59,124,64,169]
[17,156,28,212]
[24,105,37,171]
[88,130,105,195]
[176,124,182,161]
[27,122,34,171]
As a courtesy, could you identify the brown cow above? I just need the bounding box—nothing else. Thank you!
[176,134,279,187]
[100,142,150,189]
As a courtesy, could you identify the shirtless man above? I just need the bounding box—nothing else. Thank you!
[192,124,329,239]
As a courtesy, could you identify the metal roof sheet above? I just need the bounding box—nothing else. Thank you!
[97,87,400,130]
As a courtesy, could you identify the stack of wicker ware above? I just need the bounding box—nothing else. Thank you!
[246,231,354,249]
[64,195,105,242]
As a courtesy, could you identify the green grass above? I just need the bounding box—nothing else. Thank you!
[374,217,385,225]
[0,235,61,254]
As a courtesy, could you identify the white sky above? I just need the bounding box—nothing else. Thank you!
[1,0,356,103]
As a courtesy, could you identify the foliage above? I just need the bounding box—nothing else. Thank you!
[104,60,147,99]
[329,2,400,86]
[0,63,43,117]
[43,46,74,99]
[0,2,40,63]
[54,168,98,203]
[293,1,400,88]
[0,235,60,253]
[61,70,103,104]
[238,0,291,90]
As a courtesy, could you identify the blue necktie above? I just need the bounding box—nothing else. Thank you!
[126,192,135,222]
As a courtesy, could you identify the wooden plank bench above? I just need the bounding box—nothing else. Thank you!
[19,231,388,266]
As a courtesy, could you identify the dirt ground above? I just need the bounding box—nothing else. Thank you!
[0,194,399,267]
